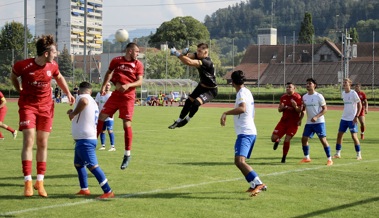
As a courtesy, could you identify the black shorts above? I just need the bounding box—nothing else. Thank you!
[189,84,218,103]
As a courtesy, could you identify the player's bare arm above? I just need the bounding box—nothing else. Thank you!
[220,103,246,126]
[115,75,143,93]
[55,73,75,105]
[101,70,113,95]
[311,105,327,122]
[10,72,22,92]
[67,97,88,121]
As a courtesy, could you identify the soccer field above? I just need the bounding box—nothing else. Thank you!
[0,102,378,218]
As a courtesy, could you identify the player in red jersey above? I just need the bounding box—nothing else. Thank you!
[0,91,18,140]
[10,35,75,197]
[271,82,303,163]
[96,42,144,170]
[354,83,368,140]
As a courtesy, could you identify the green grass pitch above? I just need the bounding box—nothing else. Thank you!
[0,102,378,218]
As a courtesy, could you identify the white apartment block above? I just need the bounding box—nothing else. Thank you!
[35,0,103,55]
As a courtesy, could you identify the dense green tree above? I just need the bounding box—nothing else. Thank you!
[355,19,379,42]
[298,12,315,44]
[0,21,35,83]
[145,49,185,79]
[149,16,210,49]
[349,27,359,43]
[58,45,73,77]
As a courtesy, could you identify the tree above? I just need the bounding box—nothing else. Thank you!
[145,49,185,79]
[149,16,210,49]
[349,27,359,43]
[0,21,34,84]
[298,12,315,44]
[58,45,73,77]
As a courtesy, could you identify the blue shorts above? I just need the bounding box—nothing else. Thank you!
[338,119,358,133]
[234,134,256,159]
[102,120,114,131]
[74,139,98,168]
[302,123,327,138]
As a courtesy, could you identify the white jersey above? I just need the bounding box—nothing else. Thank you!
[302,92,326,124]
[233,87,257,135]
[71,94,99,140]
[341,90,361,121]
[95,91,113,121]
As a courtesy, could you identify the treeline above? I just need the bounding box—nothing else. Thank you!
[204,0,379,50]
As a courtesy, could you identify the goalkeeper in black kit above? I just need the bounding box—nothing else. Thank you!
[168,43,218,129]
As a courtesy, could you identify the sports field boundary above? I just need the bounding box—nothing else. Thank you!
[1,159,377,217]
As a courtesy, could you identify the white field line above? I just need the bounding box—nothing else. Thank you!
[1,159,378,216]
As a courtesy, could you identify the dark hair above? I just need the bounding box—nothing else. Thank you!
[125,42,139,51]
[197,43,208,49]
[79,81,92,89]
[306,78,317,88]
[36,35,55,56]
[231,70,245,85]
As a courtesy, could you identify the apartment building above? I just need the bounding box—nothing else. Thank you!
[35,0,103,55]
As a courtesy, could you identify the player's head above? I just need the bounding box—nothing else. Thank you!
[306,78,317,89]
[354,83,362,91]
[36,35,57,62]
[78,81,92,94]
[125,42,140,60]
[196,43,209,58]
[231,70,245,86]
[286,82,296,95]
[343,78,352,89]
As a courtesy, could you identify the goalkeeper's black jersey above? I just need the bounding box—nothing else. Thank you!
[195,53,217,88]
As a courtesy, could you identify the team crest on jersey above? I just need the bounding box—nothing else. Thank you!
[46,70,52,77]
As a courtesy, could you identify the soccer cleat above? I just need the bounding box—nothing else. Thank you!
[360,133,364,140]
[333,154,341,159]
[24,180,33,197]
[120,155,131,170]
[356,155,362,160]
[168,120,180,129]
[13,130,18,139]
[176,118,188,128]
[299,158,311,163]
[273,140,280,150]
[98,146,106,150]
[248,184,267,197]
[76,189,91,196]
[33,180,47,197]
[108,147,116,152]
[281,156,286,163]
[326,159,333,166]
[97,191,115,199]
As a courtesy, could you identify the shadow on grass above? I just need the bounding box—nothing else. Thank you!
[0,174,77,180]
[125,191,253,200]
[292,196,379,218]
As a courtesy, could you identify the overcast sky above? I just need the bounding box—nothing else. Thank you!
[0,0,240,37]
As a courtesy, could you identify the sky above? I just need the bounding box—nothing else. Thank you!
[0,0,241,37]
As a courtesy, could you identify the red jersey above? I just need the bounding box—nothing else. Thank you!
[279,92,302,122]
[109,56,144,96]
[12,58,59,105]
[356,91,367,106]
[0,91,7,112]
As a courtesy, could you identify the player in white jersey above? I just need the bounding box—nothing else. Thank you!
[300,78,333,166]
[333,78,362,160]
[95,82,115,151]
[67,81,114,199]
[220,70,266,197]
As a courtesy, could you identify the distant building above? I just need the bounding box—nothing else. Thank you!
[225,40,379,86]
[35,0,103,55]
[258,28,277,45]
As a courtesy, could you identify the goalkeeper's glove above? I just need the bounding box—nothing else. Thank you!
[181,48,189,55]
[170,47,180,57]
